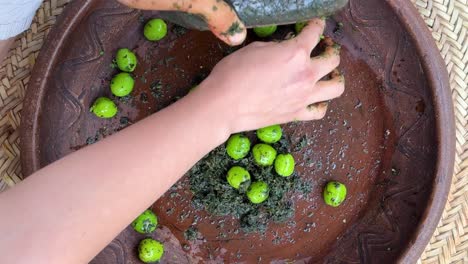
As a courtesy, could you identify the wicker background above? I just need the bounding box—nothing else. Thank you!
[0,0,466,263]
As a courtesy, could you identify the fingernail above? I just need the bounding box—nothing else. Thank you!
[307,103,318,112]
[318,101,329,108]
[228,32,246,45]
[339,75,345,84]
[331,69,340,77]
[323,36,334,46]
[332,44,341,55]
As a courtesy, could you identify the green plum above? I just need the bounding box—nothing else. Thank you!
[144,18,168,41]
[323,181,347,207]
[252,144,277,166]
[110,72,135,97]
[227,166,251,189]
[247,181,269,204]
[253,25,277,37]
[226,134,251,160]
[138,238,164,263]
[116,48,137,72]
[295,21,308,34]
[90,97,117,118]
[274,154,295,177]
[257,124,282,143]
[131,209,158,234]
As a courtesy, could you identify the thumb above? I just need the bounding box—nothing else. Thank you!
[118,0,246,46]
[191,0,247,46]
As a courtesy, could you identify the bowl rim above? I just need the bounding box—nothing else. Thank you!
[385,0,455,263]
[19,0,455,262]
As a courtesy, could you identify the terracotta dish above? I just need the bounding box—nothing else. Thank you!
[20,0,454,263]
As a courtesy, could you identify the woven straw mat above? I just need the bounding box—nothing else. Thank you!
[0,0,466,263]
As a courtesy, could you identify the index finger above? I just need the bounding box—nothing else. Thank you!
[294,17,326,53]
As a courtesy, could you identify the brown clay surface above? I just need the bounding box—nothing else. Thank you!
[20,0,454,263]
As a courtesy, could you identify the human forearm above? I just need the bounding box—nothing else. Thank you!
[0,85,230,263]
[0,18,343,263]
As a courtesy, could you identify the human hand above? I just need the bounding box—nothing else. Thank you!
[193,18,344,134]
[118,0,246,45]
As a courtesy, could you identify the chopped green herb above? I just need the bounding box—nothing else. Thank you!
[140,92,148,103]
[172,25,188,37]
[86,136,98,145]
[110,59,118,69]
[117,95,133,105]
[333,21,344,35]
[188,134,310,233]
[150,81,163,98]
[184,226,200,241]
[119,116,130,126]
[293,135,308,152]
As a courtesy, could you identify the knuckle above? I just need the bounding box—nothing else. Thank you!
[304,66,318,81]
[292,45,309,59]
[286,46,310,68]
[303,63,321,81]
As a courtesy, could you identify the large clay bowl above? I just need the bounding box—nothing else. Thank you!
[20,0,454,263]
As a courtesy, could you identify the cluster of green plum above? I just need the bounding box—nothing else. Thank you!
[90,19,168,119]
[226,124,347,208]
[225,125,296,204]
[129,209,165,263]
